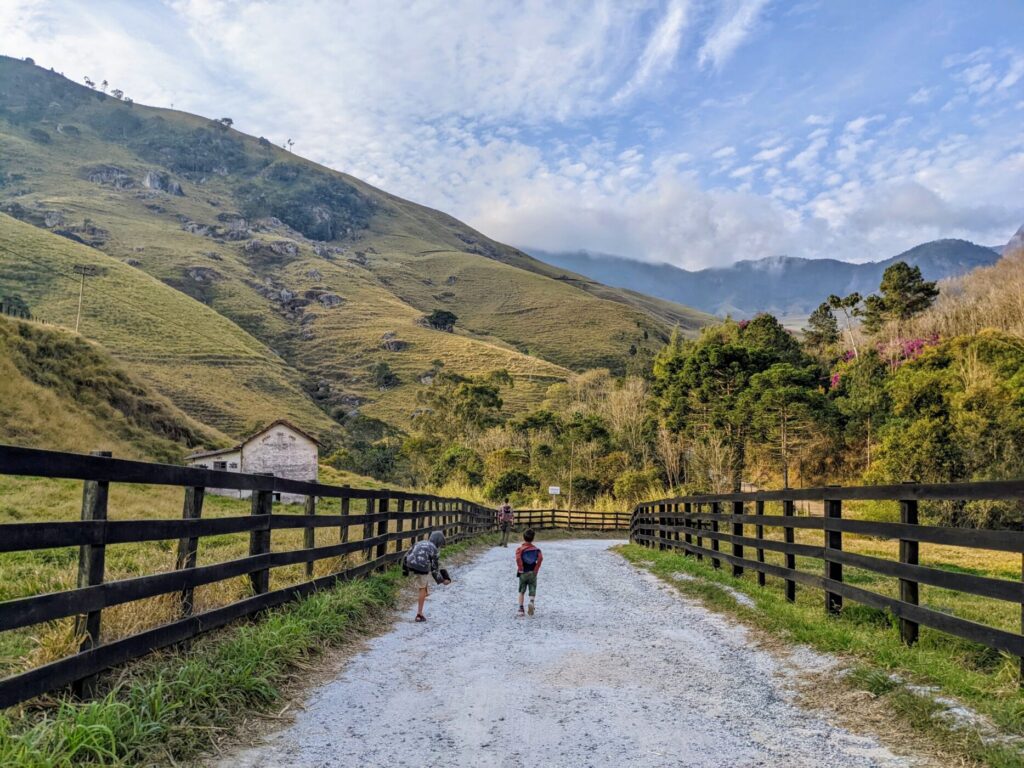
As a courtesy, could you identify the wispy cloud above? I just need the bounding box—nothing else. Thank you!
[1,0,1022,269]
[908,87,933,105]
[697,0,771,70]
[614,0,692,102]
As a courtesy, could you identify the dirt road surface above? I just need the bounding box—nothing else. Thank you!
[220,539,919,768]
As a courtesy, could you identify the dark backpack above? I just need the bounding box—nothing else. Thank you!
[521,547,539,572]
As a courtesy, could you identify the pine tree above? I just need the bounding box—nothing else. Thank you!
[804,302,840,353]
[860,261,939,334]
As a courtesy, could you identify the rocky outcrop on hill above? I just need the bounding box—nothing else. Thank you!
[0,201,64,228]
[186,266,222,283]
[380,331,409,351]
[244,238,300,263]
[143,170,184,196]
[82,164,134,189]
[54,220,110,247]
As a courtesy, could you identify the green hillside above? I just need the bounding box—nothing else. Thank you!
[0,215,339,440]
[0,314,222,461]
[0,55,710,444]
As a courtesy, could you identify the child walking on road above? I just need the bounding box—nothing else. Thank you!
[402,530,451,622]
[515,528,542,617]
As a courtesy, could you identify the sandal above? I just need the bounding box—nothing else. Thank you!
[415,614,426,622]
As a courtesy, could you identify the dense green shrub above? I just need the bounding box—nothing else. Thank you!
[486,469,535,500]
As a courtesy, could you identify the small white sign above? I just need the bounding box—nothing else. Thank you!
[548,486,561,496]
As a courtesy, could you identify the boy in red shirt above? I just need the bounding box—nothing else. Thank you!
[515,528,543,617]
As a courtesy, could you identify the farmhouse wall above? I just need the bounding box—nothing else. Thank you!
[242,425,318,504]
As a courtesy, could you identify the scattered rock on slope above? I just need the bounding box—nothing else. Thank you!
[82,164,134,189]
[143,170,185,196]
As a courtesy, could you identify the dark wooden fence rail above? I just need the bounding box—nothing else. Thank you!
[0,445,629,709]
[630,481,1024,669]
[0,445,487,709]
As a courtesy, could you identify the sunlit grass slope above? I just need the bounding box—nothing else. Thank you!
[0,55,712,435]
[0,214,336,439]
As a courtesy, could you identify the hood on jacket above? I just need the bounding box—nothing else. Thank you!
[429,530,446,548]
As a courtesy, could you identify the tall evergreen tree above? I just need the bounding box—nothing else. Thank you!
[860,261,939,334]
[804,302,840,357]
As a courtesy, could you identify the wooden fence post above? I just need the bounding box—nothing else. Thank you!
[375,495,389,565]
[395,498,405,553]
[899,498,919,646]
[825,497,843,614]
[683,502,692,553]
[176,486,205,616]
[363,497,376,562]
[303,494,316,578]
[731,500,744,577]
[695,504,704,561]
[710,501,721,569]
[755,499,765,587]
[783,499,796,601]
[249,477,274,596]
[73,450,111,698]
[340,492,350,545]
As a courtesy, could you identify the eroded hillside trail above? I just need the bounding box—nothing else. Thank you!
[219,540,925,768]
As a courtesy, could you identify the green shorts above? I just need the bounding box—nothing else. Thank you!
[518,571,537,596]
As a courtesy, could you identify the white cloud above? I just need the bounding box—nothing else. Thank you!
[614,0,692,102]
[1,0,1022,271]
[787,134,829,176]
[908,87,933,105]
[843,114,885,134]
[697,0,770,70]
[753,144,789,162]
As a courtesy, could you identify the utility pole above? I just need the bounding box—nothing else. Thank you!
[73,265,97,333]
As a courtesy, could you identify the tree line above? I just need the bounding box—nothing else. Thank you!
[329,259,1024,527]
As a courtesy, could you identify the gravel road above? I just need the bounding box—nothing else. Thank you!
[220,539,918,768]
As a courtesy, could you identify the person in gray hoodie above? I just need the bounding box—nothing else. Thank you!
[402,530,451,622]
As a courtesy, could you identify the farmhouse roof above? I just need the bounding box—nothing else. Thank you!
[185,445,241,461]
[185,420,321,461]
[243,419,323,447]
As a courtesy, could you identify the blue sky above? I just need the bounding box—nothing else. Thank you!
[3,0,1023,267]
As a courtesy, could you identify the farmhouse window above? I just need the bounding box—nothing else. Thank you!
[213,461,228,470]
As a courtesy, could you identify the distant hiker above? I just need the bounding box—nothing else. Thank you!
[497,498,514,547]
[402,530,451,622]
[515,528,543,617]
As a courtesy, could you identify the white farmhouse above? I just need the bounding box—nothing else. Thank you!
[186,420,320,504]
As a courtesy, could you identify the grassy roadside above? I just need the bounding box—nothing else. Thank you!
[0,570,405,767]
[618,543,1024,768]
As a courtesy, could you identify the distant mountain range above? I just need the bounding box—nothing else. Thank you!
[529,237,1008,319]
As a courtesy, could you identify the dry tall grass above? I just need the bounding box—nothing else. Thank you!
[906,246,1024,340]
